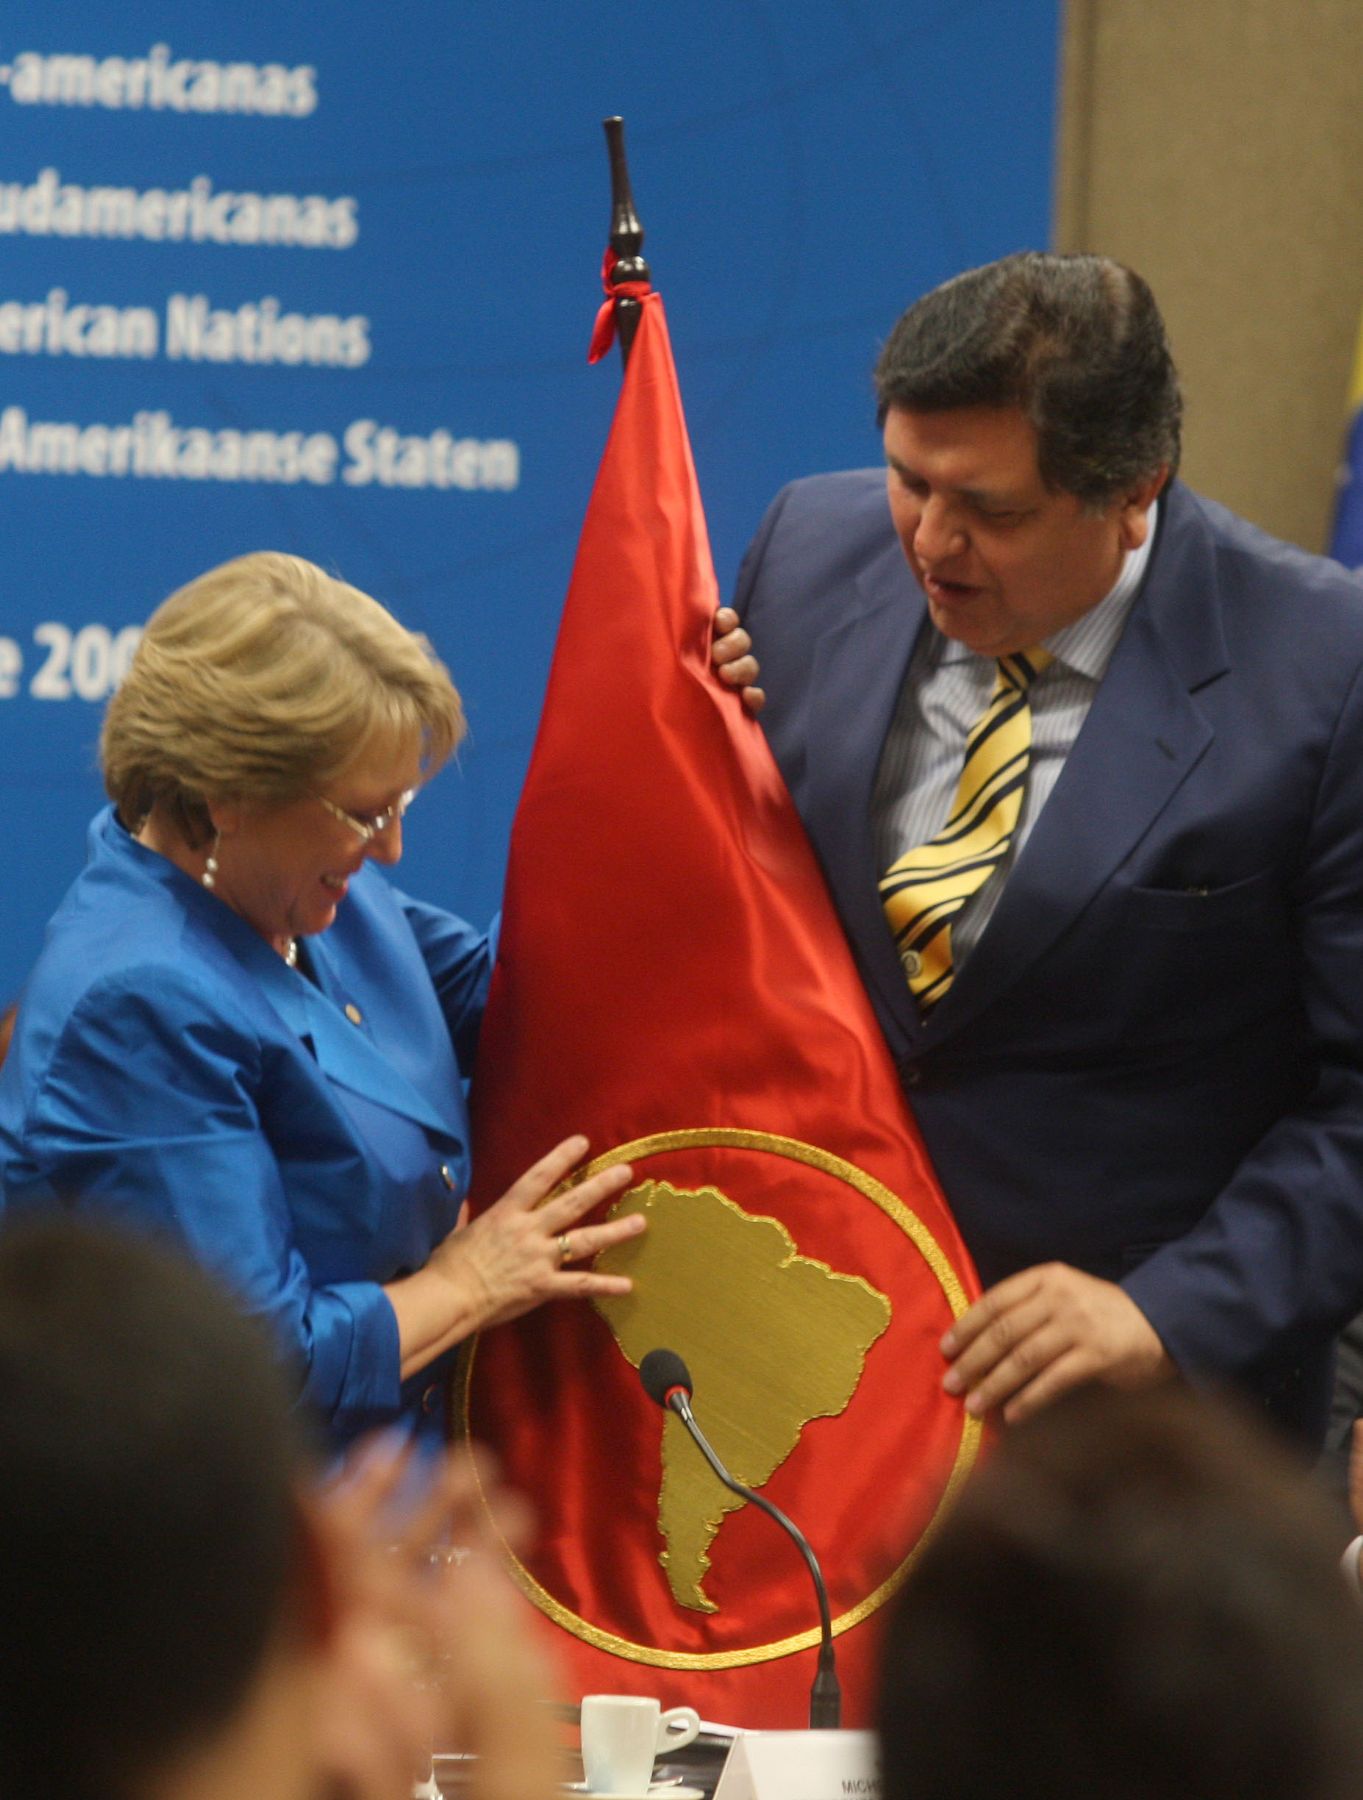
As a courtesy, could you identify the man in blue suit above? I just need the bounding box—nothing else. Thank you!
[734,253,1363,1444]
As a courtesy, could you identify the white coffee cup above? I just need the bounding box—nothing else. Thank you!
[579,1694,701,1795]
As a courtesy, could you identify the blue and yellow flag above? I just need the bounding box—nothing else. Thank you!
[1330,315,1363,568]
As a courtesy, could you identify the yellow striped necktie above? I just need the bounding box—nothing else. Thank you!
[880,647,1052,1012]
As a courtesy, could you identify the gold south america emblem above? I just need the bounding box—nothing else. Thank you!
[592,1175,891,1612]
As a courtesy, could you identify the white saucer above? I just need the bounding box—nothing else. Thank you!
[565,1787,704,1800]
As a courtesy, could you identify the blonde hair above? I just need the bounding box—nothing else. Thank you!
[102,552,465,844]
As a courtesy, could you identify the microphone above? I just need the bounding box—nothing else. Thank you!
[638,1348,840,1729]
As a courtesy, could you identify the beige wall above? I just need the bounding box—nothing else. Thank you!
[1056,0,1363,552]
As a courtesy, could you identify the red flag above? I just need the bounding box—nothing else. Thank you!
[462,279,981,1727]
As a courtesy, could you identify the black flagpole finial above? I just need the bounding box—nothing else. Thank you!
[603,116,649,366]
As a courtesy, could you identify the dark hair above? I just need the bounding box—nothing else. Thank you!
[878,1385,1363,1800]
[0,1218,303,1800]
[873,252,1182,504]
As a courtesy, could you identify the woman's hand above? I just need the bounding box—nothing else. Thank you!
[429,1134,641,1331]
[385,1136,642,1377]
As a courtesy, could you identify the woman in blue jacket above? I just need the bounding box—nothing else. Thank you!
[0,551,645,1445]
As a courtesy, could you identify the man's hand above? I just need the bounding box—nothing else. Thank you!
[711,606,765,713]
[941,1261,1173,1424]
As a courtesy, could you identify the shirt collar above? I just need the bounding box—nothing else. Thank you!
[1044,498,1158,680]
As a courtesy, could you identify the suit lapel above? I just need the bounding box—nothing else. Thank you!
[112,820,463,1142]
[251,930,462,1141]
[800,536,929,1049]
[924,490,1230,1041]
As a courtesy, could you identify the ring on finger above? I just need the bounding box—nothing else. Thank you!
[557,1232,575,1266]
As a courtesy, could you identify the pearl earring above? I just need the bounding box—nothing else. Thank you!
[202,831,220,891]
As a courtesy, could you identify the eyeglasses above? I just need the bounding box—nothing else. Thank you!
[316,787,417,843]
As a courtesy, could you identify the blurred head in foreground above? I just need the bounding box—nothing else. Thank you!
[0,1216,310,1800]
[878,1384,1363,1800]
[0,1215,565,1800]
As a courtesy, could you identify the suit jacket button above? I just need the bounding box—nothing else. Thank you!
[440,1163,456,1191]
[901,1061,923,1088]
[344,1002,363,1025]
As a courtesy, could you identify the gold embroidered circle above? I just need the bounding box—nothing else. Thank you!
[460,1126,981,1668]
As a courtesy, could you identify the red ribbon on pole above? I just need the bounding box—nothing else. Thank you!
[587,246,653,363]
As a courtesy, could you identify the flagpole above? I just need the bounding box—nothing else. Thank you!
[603,116,649,367]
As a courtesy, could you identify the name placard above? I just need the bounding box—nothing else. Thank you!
[712,1730,880,1800]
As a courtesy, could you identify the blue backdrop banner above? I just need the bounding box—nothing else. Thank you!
[0,0,1059,1002]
